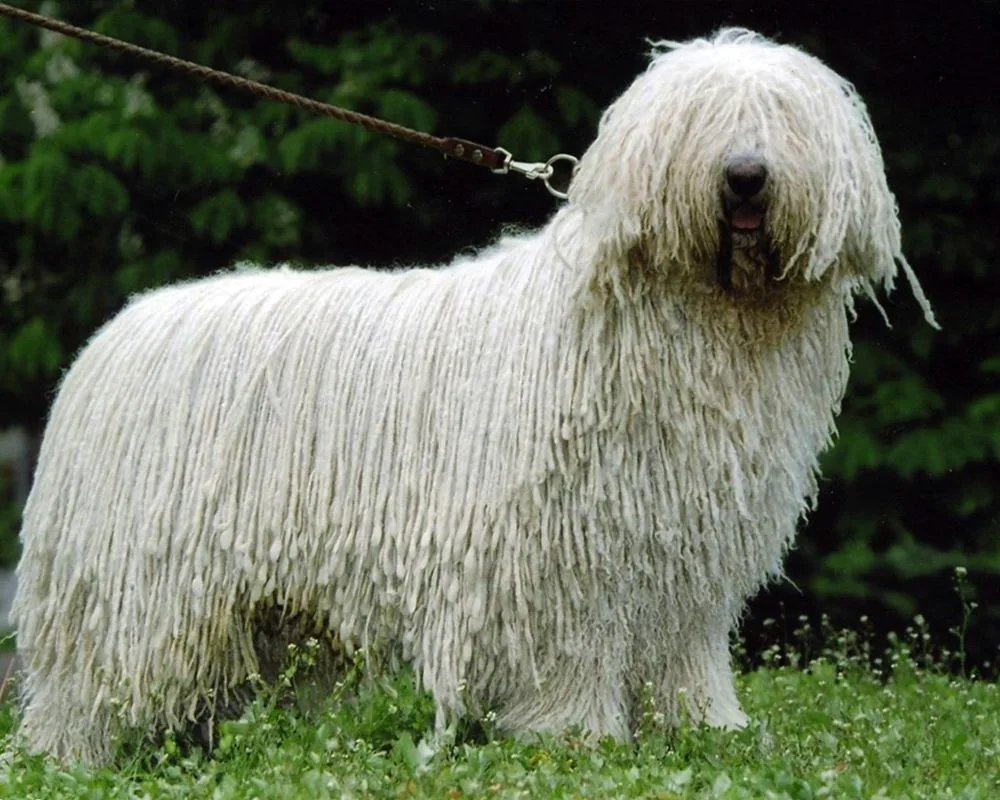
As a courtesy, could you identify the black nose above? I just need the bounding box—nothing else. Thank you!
[725,157,768,198]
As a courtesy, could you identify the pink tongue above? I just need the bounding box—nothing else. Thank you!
[731,207,764,230]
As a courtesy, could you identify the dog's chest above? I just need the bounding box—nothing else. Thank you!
[589,298,853,586]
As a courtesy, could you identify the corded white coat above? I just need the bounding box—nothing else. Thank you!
[12,29,935,765]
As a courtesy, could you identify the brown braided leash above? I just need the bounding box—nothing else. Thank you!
[0,2,578,197]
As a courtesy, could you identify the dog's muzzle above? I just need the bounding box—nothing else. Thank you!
[717,156,777,290]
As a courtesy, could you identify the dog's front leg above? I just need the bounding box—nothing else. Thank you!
[642,618,748,731]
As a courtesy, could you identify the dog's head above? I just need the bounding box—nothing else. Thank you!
[569,28,935,325]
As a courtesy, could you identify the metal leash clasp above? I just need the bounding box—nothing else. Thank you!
[492,148,579,200]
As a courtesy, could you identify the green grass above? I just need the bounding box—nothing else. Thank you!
[0,624,997,799]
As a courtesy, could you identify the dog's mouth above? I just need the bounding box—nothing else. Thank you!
[726,200,767,247]
[716,199,779,291]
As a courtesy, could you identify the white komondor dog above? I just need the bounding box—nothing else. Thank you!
[12,28,935,765]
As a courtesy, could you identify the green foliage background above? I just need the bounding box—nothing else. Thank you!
[0,1,997,666]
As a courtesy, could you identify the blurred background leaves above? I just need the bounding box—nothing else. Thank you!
[0,0,997,669]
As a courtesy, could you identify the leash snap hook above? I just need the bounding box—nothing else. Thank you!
[492,149,579,200]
